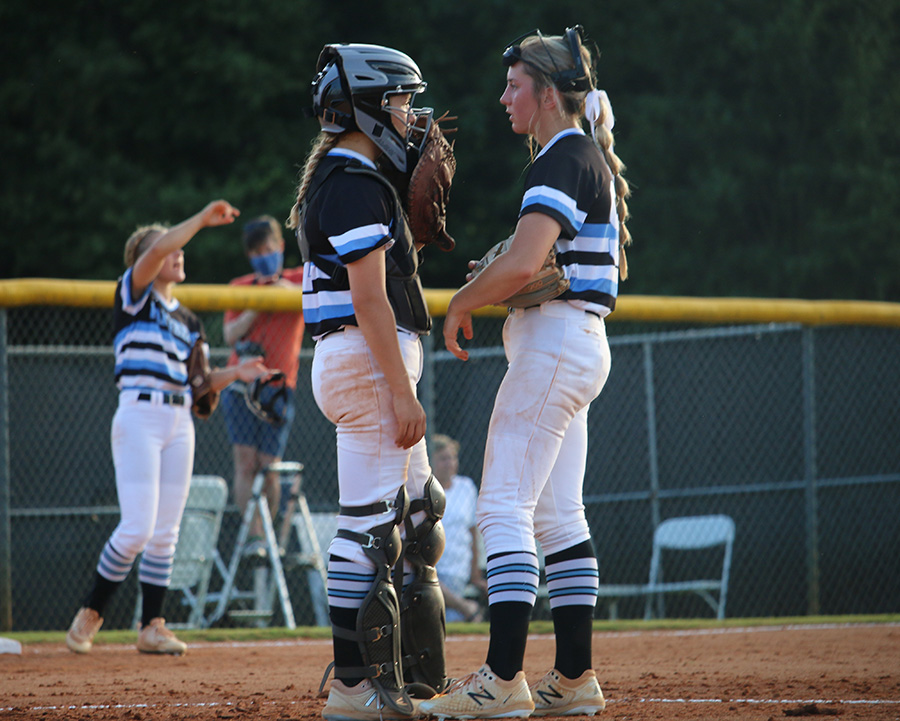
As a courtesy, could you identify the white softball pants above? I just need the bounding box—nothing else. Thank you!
[311,327,432,569]
[476,301,611,559]
[100,390,194,585]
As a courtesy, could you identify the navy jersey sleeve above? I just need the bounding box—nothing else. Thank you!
[519,135,610,240]
[315,172,394,264]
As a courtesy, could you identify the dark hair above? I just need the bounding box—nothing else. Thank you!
[242,215,284,253]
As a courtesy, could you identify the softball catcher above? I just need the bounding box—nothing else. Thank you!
[286,42,456,720]
[422,25,631,719]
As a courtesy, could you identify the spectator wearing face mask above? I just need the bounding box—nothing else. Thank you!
[221,215,305,557]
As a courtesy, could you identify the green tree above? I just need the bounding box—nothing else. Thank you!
[2,0,898,300]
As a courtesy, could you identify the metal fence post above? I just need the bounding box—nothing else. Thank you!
[802,327,821,615]
[0,309,12,630]
[643,341,661,529]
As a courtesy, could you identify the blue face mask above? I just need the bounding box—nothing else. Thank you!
[250,251,283,279]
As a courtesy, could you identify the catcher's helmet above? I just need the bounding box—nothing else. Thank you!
[311,43,431,172]
[244,372,289,427]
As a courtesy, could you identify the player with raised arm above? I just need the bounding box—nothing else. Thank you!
[66,201,276,656]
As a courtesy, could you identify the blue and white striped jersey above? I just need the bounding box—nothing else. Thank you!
[113,267,205,393]
[300,149,394,338]
[520,128,619,316]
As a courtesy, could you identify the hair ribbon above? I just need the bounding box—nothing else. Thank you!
[585,88,614,138]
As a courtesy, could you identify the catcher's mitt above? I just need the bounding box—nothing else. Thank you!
[244,372,288,427]
[470,236,570,309]
[406,112,457,251]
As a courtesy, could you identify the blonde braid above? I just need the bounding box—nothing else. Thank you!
[590,110,632,280]
[287,132,339,230]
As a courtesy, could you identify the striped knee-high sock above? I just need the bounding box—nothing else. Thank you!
[484,551,539,680]
[97,540,136,583]
[138,552,174,588]
[545,541,599,678]
[327,555,377,687]
[84,540,136,615]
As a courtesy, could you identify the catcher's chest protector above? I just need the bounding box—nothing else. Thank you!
[299,158,432,335]
[346,165,432,335]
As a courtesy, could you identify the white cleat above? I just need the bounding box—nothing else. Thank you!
[529,668,605,716]
[419,664,534,719]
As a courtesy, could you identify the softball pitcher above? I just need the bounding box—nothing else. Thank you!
[423,26,631,719]
[286,43,448,720]
[65,201,274,656]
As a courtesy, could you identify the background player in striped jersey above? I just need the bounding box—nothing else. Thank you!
[65,200,275,656]
[287,43,447,720]
[423,26,631,719]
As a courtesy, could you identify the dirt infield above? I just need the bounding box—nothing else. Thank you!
[2,624,898,720]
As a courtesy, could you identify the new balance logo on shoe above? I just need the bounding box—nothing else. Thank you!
[467,687,496,706]
[534,683,564,706]
[529,669,606,717]
[418,664,534,719]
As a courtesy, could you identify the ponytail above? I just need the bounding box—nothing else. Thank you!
[287,132,340,230]
[587,93,632,280]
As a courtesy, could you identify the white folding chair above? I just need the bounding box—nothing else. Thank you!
[209,463,299,628]
[643,514,735,620]
[134,475,229,629]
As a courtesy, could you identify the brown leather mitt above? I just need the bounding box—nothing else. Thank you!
[406,112,457,251]
[470,236,570,309]
[186,337,219,419]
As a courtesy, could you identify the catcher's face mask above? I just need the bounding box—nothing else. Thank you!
[382,91,434,159]
[502,25,592,93]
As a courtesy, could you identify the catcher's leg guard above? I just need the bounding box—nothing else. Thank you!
[400,476,449,697]
[332,488,414,716]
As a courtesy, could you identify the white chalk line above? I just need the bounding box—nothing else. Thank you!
[3,697,898,714]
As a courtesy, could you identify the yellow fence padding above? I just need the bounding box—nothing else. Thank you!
[2,278,900,327]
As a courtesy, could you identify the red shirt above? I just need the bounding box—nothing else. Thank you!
[224,267,305,389]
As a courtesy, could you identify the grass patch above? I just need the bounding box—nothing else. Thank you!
[5,614,897,647]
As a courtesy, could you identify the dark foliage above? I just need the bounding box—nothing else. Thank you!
[1,0,898,299]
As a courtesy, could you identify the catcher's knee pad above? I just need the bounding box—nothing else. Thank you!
[403,475,446,568]
[400,476,449,696]
[331,487,414,715]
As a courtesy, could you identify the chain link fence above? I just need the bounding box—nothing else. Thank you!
[2,282,899,631]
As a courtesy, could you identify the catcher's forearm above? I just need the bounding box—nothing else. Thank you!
[354,295,415,398]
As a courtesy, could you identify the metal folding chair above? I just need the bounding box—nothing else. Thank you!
[643,514,736,620]
[134,475,228,629]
